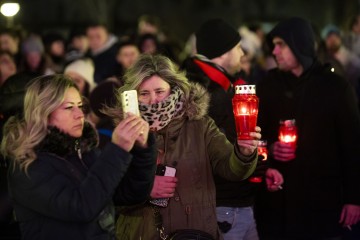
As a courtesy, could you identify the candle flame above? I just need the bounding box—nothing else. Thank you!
[280,134,297,143]
[241,107,248,114]
[258,147,268,161]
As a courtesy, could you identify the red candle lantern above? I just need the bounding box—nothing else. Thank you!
[249,140,268,183]
[278,119,298,149]
[257,140,268,161]
[232,85,259,140]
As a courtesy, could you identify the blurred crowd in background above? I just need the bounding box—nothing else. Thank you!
[0,12,360,239]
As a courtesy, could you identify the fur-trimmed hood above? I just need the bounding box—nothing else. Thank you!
[184,82,210,120]
[36,122,98,158]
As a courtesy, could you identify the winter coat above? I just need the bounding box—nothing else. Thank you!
[255,61,360,239]
[86,35,120,83]
[7,122,156,240]
[115,83,257,240]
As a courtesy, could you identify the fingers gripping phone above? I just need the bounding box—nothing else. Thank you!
[121,90,140,116]
[149,164,176,207]
[156,165,177,177]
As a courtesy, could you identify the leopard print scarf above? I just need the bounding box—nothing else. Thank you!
[139,86,185,131]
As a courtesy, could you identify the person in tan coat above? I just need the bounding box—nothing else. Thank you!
[106,54,260,240]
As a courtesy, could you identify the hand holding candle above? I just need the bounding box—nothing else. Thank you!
[271,141,296,162]
[271,120,297,161]
[278,119,297,149]
[237,126,261,156]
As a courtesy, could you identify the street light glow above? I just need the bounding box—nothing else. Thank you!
[0,3,20,17]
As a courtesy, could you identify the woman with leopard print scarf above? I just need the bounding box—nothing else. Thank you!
[106,54,261,240]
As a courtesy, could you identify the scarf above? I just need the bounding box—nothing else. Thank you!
[193,58,232,91]
[139,86,185,131]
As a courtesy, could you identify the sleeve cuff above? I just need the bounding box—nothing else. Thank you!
[234,144,257,164]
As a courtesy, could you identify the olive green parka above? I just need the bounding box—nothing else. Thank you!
[115,83,257,240]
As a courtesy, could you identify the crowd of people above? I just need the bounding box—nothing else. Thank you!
[0,12,360,240]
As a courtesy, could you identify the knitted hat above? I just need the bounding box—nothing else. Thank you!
[22,35,44,54]
[321,24,341,39]
[196,19,241,59]
[64,58,96,91]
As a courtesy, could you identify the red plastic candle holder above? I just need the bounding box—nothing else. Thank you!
[249,140,268,183]
[278,119,297,149]
[232,85,259,140]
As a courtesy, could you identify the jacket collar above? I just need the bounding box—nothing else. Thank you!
[36,122,98,158]
[192,56,234,91]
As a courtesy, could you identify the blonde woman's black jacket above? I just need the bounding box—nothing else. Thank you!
[7,123,156,240]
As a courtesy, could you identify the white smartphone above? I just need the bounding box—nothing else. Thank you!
[154,164,176,177]
[149,165,177,207]
[163,166,176,177]
[121,90,140,116]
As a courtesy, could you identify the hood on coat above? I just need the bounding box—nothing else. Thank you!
[184,82,210,120]
[267,17,316,73]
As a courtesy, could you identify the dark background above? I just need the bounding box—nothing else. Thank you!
[1,0,360,45]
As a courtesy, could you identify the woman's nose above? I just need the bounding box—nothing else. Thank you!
[149,92,158,104]
[74,107,84,118]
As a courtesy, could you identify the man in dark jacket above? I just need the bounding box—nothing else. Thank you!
[255,17,360,240]
[182,18,283,240]
[86,23,120,83]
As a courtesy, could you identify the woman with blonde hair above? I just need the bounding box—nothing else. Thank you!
[107,54,260,240]
[1,74,156,240]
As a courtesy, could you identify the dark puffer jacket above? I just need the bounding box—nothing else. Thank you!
[8,122,156,240]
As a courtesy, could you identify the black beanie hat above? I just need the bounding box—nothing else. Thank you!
[196,19,241,59]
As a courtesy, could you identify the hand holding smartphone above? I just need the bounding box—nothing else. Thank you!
[156,165,177,177]
[149,164,177,207]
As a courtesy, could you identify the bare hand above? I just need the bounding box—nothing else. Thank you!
[339,204,360,227]
[271,141,296,162]
[111,113,146,152]
[237,126,262,156]
[265,168,284,192]
[150,175,178,199]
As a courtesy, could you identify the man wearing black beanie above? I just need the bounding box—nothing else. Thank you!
[255,17,360,239]
[181,18,283,240]
[182,18,244,142]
